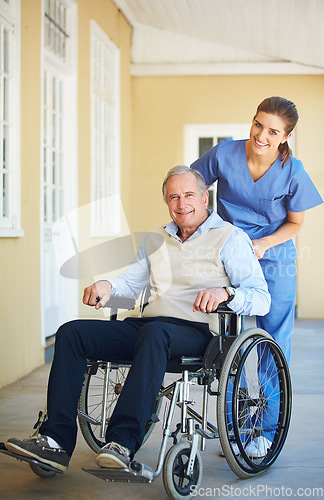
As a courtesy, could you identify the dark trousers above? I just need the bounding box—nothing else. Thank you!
[40,316,212,457]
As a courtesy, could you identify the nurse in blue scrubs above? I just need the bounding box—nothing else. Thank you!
[191,96,323,365]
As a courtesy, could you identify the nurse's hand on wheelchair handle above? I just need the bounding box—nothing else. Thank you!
[193,287,228,314]
[252,238,269,259]
[83,280,112,310]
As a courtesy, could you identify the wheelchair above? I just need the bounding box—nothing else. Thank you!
[77,296,292,499]
[1,295,291,500]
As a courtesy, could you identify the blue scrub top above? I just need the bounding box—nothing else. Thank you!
[191,138,323,262]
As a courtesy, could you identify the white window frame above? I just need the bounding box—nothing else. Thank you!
[90,20,121,237]
[0,0,22,237]
[41,0,78,225]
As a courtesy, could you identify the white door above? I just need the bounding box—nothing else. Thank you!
[41,69,78,342]
[41,0,78,344]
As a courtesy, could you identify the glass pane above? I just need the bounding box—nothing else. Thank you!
[3,173,8,217]
[58,80,63,113]
[43,188,47,222]
[43,109,47,144]
[44,72,47,106]
[207,191,214,211]
[199,137,213,157]
[43,147,47,182]
[59,116,63,150]
[2,125,9,168]
[52,151,56,183]
[59,152,63,186]
[59,189,64,218]
[45,0,50,16]
[217,136,232,144]
[52,76,56,109]
[52,113,56,147]
[3,77,9,121]
[52,188,57,221]
[4,29,9,74]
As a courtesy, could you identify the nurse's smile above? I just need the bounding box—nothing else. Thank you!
[248,111,290,160]
[254,139,268,148]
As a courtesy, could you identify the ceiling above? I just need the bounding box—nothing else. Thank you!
[113,0,324,75]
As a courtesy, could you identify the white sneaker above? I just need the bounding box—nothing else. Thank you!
[96,441,131,469]
[245,437,272,458]
[219,441,240,457]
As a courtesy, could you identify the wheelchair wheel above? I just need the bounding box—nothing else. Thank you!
[78,362,162,452]
[29,462,58,478]
[163,441,202,500]
[217,328,291,479]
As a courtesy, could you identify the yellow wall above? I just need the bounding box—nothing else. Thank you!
[77,0,133,320]
[78,0,132,214]
[0,0,132,387]
[131,74,324,318]
[0,0,43,388]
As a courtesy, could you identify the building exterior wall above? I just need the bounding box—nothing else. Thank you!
[0,0,132,388]
[131,74,324,318]
[0,0,43,388]
[1,2,323,389]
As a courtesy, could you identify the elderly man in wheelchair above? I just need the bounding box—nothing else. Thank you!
[3,166,291,499]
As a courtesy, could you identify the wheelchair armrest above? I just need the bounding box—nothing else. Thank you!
[213,303,235,314]
[103,296,136,311]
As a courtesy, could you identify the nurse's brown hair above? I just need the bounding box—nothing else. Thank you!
[254,97,299,167]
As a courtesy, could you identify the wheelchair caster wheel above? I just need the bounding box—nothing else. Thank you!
[29,462,59,478]
[163,441,202,499]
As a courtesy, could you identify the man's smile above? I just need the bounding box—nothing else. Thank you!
[176,210,194,215]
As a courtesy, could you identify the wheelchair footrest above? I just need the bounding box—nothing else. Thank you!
[83,460,154,484]
[0,442,63,474]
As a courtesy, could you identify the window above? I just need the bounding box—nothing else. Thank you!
[0,0,22,236]
[42,0,76,228]
[44,0,69,62]
[90,21,121,236]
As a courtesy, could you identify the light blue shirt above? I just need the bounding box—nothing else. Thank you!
[109,211,270,316]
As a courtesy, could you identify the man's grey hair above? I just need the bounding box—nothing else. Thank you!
[162,166,207,202]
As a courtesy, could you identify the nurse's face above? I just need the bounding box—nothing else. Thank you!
[249,111,291,158]
[165,172,209,235]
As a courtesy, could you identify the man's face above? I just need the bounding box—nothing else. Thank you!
[165,172,209,234]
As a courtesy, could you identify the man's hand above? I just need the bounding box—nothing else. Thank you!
[83,281,112,310]
[193,287,228,313]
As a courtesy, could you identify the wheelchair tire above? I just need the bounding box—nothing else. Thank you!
[163,441,202,500]
[78,362,162,453]
[29,462,59,478]
[217,328,291,479]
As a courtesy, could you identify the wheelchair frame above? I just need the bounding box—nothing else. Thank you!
[78,299,292,499]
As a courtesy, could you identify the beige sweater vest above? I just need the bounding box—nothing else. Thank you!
[142,223,236,334]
